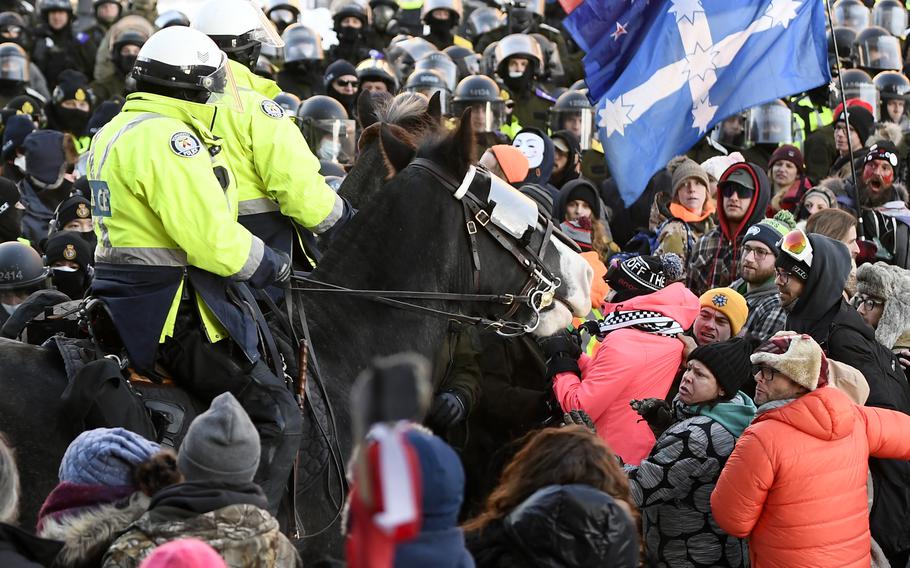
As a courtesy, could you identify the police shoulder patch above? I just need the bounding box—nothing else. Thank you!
[169,131,202,158]
[260,99,285,119]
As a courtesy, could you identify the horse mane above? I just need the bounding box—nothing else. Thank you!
[376,91,441,135]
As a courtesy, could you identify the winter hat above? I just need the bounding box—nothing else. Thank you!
[838,105,874,145]
[1,114,33,161]
[864,140,900,170]
[324,59,357,90]
[742,210,797,256]
[58,427,160,487]
[561,177,602,220]
[138,539,227,568]
[667,155,710,195]
[768,144,804,175]
[701,152,745,183]
[751,332,827,392]
[52,70,92,105]
[22,130,77,189]
[698,288,749,336]
[490,144,529,184]
[799,186,837,209]
[177,392,260,484]
[87,100,123,136]
[53,195,91,231]
[606,253,684,302]
[775,228,812,282]
[402,427,464,532]
[833,98,875,121]
[45,231,93,268]
[520,183,554,218]
[856,262,910,349]
[580,250,608,308]
[688,337,753,399]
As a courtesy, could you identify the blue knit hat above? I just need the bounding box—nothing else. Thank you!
[59,427,160,487]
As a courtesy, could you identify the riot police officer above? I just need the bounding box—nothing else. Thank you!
[405,68,451,115]
[876,70,910,130]
[90,28,147,102]
[872,0,907,40]
[356,56,398,93]
[451,74,508,150]
[30,0,95,88]
[328,0,380,65]
[276,23,325,99]
[833,0,870,31]
[83,0,123,48]
[743,99,798,168]
[369,0,398,46]
[0,241,48,326]
[420,0,471,50]
[297,95,357,167]
[495,33,554,133]
[443,44,480,82]
[0,43,46,107]
[386,35,437,82]
[264,0,300,34]
[854,25,902,74]
[87,26,297,513]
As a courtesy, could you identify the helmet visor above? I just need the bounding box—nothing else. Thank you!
[407,86,451,115]
[841,83,880,119]
[309,118,356,165]
[207,56,244,113]
[414,56,457,91]
[454,100,504,133]
[746,104,793,145]
[0,52,27,82]
[549,108,594,150]
[285,40,322,62]
[251,4,286,48]
[873,6,909,38]
[834,3,870,30]
[857,35,902,71]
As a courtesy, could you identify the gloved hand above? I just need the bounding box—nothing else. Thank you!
[630,398,673,438]
[273,250,292,286]
[538,331,582,379]
[427,390,467,432]
[562,409,596,434]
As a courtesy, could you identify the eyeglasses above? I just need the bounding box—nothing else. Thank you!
[720,183,754,199]
[334,79,359,88]
[742,244,772,262]
[774,268,794,285]
[779,229,814,266]
[752,365,777,383]
[852,294,885,311]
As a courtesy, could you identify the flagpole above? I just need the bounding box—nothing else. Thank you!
[824,0,865,239]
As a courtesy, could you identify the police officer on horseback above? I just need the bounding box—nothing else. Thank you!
[86,26,299,513]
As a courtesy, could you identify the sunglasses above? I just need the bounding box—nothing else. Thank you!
[720,183,754,199]
[334,79,359,88]
[779,229,813,266]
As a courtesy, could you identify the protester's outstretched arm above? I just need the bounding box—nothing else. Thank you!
[862,406,910,460]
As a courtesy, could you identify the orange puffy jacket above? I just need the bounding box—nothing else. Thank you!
[711,387,910,568]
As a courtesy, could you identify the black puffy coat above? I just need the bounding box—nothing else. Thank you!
[465,484,639,568]
[0,522,62,567]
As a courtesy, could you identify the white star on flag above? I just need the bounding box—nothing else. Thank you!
[611,21,628,41]
[669,0,703,24]
[598,98,633,136]
[685,41,719,81]
[691,96,718,133]
[765,0,800,28]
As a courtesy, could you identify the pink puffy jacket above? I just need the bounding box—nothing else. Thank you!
[553,282,699,464]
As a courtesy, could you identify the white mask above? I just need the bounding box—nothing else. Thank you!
[318,140,341,161]
[13,154,26,174]
[508,70,525,78]
[2,302,20,315]
[513,133,544,168]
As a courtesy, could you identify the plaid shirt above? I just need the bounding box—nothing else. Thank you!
[731,278,787,341]
[687,228,741,296]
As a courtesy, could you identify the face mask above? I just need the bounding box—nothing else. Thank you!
[12,153,25,173]
[54,107,90,136]
[2,302,20,315]
[115,54,137,75]
[330,90,356,110]
[513,133,545,168]
[318,139,342,161]
[503,68,531,92]
[373,6,395,31]
[337,26,361,43]
[427,17,451,36]
[78,229,97,251]
[52,266,88,300]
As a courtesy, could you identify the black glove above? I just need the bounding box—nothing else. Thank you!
[273,250,292,286]
[630,398,673,438]
[563,409,596,434]
[427,390,467,431]
[538,331,582,379]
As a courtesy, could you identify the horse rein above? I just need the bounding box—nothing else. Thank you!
[290,159,571,337]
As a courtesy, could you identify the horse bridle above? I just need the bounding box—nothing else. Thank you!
[290,158,577,336]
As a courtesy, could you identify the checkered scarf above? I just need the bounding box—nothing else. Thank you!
[595,309,685,338]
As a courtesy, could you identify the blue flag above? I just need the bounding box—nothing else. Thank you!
[567,0,830,206]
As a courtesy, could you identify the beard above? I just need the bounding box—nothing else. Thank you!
[740,261,775,285]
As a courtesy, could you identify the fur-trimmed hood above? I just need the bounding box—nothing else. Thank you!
[38,492,149,568]
[855,262,910,349]
[868,122,904,148]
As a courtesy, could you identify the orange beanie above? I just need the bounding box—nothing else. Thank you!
[490,145,530,184]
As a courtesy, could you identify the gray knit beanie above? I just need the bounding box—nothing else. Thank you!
[667,155,711,196]
[177,393,260,484]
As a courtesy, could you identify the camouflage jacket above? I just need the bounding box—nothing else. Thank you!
[102,503,301,568]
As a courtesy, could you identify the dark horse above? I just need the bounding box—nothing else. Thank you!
[0,108,593,561]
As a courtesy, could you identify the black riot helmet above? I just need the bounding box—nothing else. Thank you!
[833,68,880,118]
[828,25,857,68]
[465,6,504,43]
[0,241,50,291]
[356,57,399,92]
[296,95,356,165]
[405,69,451,114]
[331,0,372,28]
[282,23,324,65]
[421,0,463,25]
[451,74,504,133]
[92,0,122,22]
[414,51,457,90]
[504,0,544,33]
[875,70,910,102]
[265,0,301,34]
[550,89,594,150]
[153,9,189,29]
[37,0,72,18]
[387,35,437,81]
[274,91,301,115]
[0,42,29,89]
[854,25,902,72]
[833,0,870,31]
[443,44,479,81]
[0,11,27,51]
